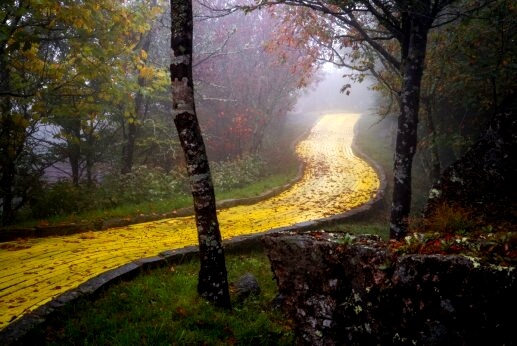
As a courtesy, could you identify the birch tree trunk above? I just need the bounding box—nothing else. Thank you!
[170,0,231,309]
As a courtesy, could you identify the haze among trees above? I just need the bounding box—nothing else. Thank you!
[232,0,514,238]
[0,0,316,225]
[0,0,515,305]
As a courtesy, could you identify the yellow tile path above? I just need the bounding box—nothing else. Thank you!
[0,113,380,329]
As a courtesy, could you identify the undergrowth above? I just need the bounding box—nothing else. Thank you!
[388,203,517,267]
[10,164,298,229]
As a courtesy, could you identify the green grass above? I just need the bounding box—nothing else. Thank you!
[354,114,394,218]
[19,248,294,345]
[9,170,299,229]
[10,196,190,229]
[18,219,389,345]
[215,170,298,200]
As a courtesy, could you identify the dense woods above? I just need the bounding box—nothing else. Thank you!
[234,0,515,238]
[0,0,316,225]
[1,0,515,237]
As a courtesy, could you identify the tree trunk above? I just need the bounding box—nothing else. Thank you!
[0,156,15,226]
[0,52,15,225]
[423,100,441,183]
[389,21,429,239]
[170,0,231,309]
[67,117,81,186]
[84,127,95,186]
[120,26,154,174]
[121,121,136,174]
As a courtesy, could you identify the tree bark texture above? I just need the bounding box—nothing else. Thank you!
[67,117,81,186]
[422,101,441,183]
[170,0,231,309]
[389,16,430,239]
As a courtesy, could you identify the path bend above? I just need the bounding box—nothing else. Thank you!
[0,113,380,329]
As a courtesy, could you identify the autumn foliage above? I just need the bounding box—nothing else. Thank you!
[194,1,318,160]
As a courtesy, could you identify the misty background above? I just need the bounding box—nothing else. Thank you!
[1,0,513,225]
[293,65,377,116]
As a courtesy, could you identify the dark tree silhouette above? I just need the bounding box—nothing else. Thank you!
[170,0,231,308]
[246,0,476,238]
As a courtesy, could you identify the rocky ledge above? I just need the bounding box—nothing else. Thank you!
[264,231,515,346]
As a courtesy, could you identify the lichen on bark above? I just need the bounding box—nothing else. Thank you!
[170,0,231,309]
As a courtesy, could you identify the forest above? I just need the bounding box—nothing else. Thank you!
[0,0,516,343]
[1,0,514,229]
[1,0,514,230]
[1,0,317,227]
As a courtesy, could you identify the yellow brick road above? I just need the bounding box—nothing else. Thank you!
[0,113,380,329]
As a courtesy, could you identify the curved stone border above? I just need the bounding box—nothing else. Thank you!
[0,245,197,345]
[0,216,354,345]
[0,113,387,343]
[0,230,277,345]
[0,150,386,345]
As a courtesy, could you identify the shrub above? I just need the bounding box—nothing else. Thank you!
[100,165,188,205]
[211,155,266,192]
[29,166,189,219]
[419,202,480,234]
[27,157,270,221]
[29,181,96,218]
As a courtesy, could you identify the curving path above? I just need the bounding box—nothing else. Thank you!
[0,113,380,329]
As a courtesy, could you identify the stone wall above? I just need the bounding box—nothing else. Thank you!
[264,232,516,345]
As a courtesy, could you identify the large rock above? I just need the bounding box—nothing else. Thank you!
[231,272,261,302]
[424,101,517,224]
[264,231,516,345]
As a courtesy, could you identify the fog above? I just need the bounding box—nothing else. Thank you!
[7,0,490,231]
[293,64,378,116]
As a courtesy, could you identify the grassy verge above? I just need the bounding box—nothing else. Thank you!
[19,248,294,345]
[354,114,432,217]
[215,170,299,201]
[354,114,393,222]
[17,222,389,345]
[9,170,299,230]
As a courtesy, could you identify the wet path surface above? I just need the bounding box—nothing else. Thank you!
[0,113,380,329]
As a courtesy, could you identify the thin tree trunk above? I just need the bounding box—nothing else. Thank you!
[0,157,15,225]
[85,128,95,186]
[121,122,136,174]
[170,0,231,309]
[68,117,81,186]
[423,100,441,183]
[0,53,15,225]
[389,21,429,239]
[121,1,156,174]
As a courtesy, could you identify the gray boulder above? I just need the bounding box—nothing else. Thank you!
[231,273,261,302]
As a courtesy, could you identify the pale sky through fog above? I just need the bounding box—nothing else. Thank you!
[293,64,377,115]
